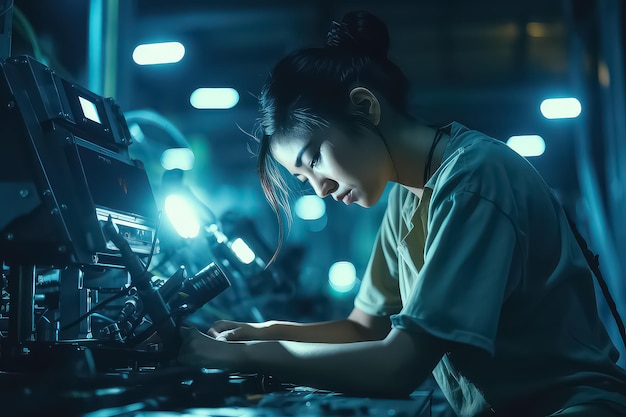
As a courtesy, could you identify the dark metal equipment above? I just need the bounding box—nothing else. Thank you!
[0,56,230,373]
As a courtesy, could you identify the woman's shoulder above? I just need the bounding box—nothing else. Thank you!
[432,122,541,203]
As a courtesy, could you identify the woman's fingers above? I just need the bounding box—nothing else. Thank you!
[177,326,239,370]
[208,320,249,341]
[210,320,242,333]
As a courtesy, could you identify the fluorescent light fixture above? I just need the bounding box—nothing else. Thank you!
[506,135,546,157]
[161,148,195,171]
[230,238,256,265]
[294,195,326,220]
[328,261,357,293]
[540,98,581,119]
[164,194,200,238]
[190,88,239,109]
[132,42,185,65]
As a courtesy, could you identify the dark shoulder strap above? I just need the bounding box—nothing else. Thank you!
[565,212,626,350]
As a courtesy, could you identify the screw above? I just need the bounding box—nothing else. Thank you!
[19,189,29,198]
[50,208,59,215]
[5,233,14,240]
[7,101,14,108]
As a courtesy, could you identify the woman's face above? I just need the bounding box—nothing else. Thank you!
[270,124,392,207]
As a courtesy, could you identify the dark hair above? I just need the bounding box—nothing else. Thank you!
[255,10,410,263]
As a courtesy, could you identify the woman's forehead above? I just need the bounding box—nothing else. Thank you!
[270,134,310,167]
[270,131,317,154]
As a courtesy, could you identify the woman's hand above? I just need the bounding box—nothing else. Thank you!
[207,320,270,341]
[178,327,242,369]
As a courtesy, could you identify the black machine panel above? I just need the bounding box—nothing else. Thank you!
[0,55,159,266]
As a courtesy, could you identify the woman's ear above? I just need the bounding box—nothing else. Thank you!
[349,87,381,125]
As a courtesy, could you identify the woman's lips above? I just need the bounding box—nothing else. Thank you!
[342,189,355,205]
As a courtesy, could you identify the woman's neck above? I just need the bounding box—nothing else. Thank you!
[378,115,448,197]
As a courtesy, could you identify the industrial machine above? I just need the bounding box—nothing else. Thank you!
[0,55,231,376]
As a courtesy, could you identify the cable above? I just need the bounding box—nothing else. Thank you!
[12,6,44,61]
[124,109,192,149]
[0,0,13,17]
[59,286,130,331]
[142,209,163,276]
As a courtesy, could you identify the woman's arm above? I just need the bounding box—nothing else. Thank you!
[178,326,446,397]
[208,307,391,343]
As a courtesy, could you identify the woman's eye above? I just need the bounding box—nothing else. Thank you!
[309,152,321,168]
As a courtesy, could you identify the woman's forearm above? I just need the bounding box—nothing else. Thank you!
[237,328,440,397]
[212,308,391,343]
[262,318,386,343]
[179,326,446,397]
[264,307,391,342]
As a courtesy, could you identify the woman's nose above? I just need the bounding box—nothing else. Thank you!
[311,176,338,198]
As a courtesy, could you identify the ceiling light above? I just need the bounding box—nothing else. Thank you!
[190,88,239,109]
[132,42,185,65]
[526,22,548,38]
[506,135,546,157]
[540,98,581,119]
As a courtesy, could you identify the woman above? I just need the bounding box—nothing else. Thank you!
[178,10,626,417]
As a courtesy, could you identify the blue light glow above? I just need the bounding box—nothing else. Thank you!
[128,123,145,144]
[132,42,185,65]
[294,195,326,220]
[540,97,581,119]
[164,194,200,238]
[161,148,195,171]
[230,238,256,265]
[506,135,546,157]
[190,88,240,109]
[328,261,357,293]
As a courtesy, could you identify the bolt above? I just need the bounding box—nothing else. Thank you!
[7,101,14,108]
[50,208,59,215]
[6,233,14,240]
[60,204,68,211]
[57,245,67,253]
[19,189,29,198]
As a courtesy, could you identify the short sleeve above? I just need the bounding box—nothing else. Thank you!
[391,190,522,354]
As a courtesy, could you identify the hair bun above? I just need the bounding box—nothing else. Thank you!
[325,10,390,59]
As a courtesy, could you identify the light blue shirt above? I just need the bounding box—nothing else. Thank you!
[355,122,626,417]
